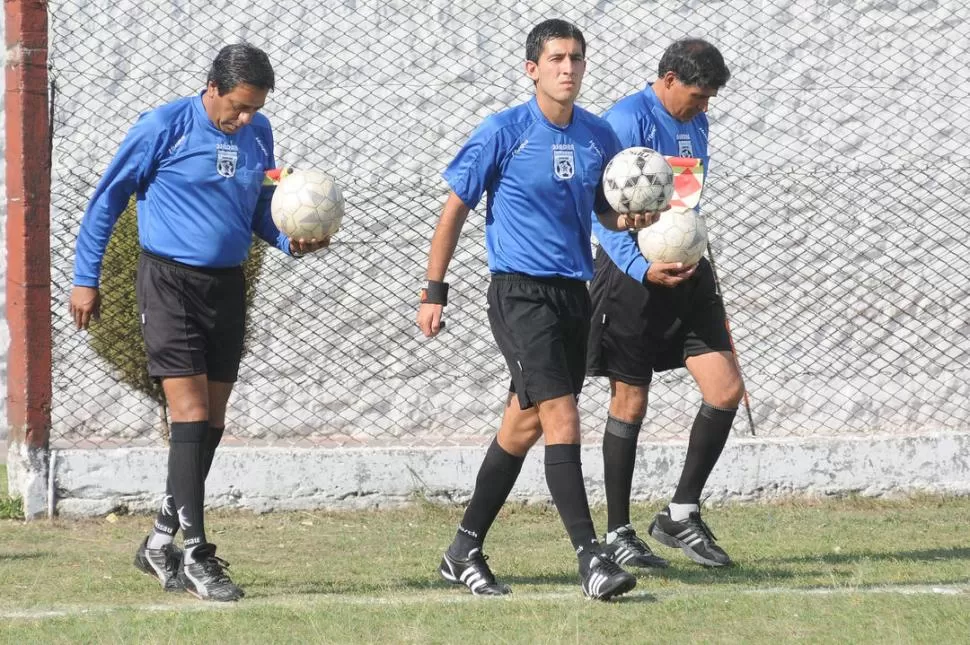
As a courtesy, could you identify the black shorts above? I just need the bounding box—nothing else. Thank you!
[587,248,732,386]
[135,251,246,383]
[487,273,591,409]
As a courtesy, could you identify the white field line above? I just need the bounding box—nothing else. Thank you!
[2,583,968,620]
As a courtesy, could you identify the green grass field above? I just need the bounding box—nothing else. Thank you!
[0,464,25,520]
[2,495,969,643]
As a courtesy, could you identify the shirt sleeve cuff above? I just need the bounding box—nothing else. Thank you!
[627,256,650,284]
[73,275,99,288]
[277,232,295,256]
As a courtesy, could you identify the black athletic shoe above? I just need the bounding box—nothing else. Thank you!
[177,543,245,602]
[133,535,184,592]
[648,507,733,567]
[581,553,637,600]
[603,524,670,569]
[439,548,511,596]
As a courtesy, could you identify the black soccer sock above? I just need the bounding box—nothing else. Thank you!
[603,415,642,532]
[545,443,598,565]
[203,426,225,479]
[672,402,737,505]
[449,438,525,558]
[167,421,209,552]
[151,476,180,542]
[151,425,225,542]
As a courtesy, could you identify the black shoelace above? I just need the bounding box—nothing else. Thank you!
[467,551,497,582]
[160,545,182,573]
[686,514,718,544]
[616,530,651,552]
[592,554,626,577]
[198,555,234,584]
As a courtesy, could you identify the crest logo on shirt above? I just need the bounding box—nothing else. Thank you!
[216,143,238,178]
[552,143,575,181]
[676,134,694,158]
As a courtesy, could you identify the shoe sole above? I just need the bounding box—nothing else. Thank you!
[586,575,637,601]
[648,524,732,568]
[178,566,244,602]
[439,557,511,596]
[181,581,244,602]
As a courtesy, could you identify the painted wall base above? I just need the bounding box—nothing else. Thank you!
[51,432,970,517]
[6,441,49,518]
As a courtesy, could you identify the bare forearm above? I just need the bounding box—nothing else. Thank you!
[426,192,470,281]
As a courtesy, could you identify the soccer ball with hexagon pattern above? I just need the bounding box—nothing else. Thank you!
[270,168,344,240]
[637,207,708,265]
[602,147,675,213]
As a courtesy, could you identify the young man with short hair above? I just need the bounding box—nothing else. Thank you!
[418,19,661,600]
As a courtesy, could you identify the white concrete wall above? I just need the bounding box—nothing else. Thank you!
[3,0,967,447]
[52,431,970,516]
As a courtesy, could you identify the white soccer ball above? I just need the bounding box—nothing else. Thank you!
[637,208,708,265]
[271,168,344,239]
[602,147,675,213]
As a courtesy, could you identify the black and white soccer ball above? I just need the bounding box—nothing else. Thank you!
[637,208,708,265]
[602,147,674,213]
[271,169,345,239]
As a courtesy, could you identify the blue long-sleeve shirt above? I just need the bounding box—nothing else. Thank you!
[593,86,710,283]
[73,91,291,287]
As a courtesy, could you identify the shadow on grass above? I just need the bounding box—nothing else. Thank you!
[646,546,970,589]
[772,546,970,566]
[239,568,642,597]
[501,571,578,586]
[219,547,970,599]
[608,591,658,604]
[237,576,443,598]
[237,564,809,597]
[0,552,46,562]
[238,574,662,604]
[645,561,808,586]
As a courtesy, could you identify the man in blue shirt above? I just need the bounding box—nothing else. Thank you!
[69,43,328,601]
[588,39,740,568]
[417,19,660,601]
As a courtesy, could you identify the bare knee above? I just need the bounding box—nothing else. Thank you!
[497,394,542,456]
[539,397,580,445]
[501,426,542,456]
[161,376,210,423]
[167,399,208,422]
[704,376,745,409]
[689,352,745,410]
[609,380,648,423]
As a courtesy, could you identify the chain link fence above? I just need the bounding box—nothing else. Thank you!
[46,0,970,449]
